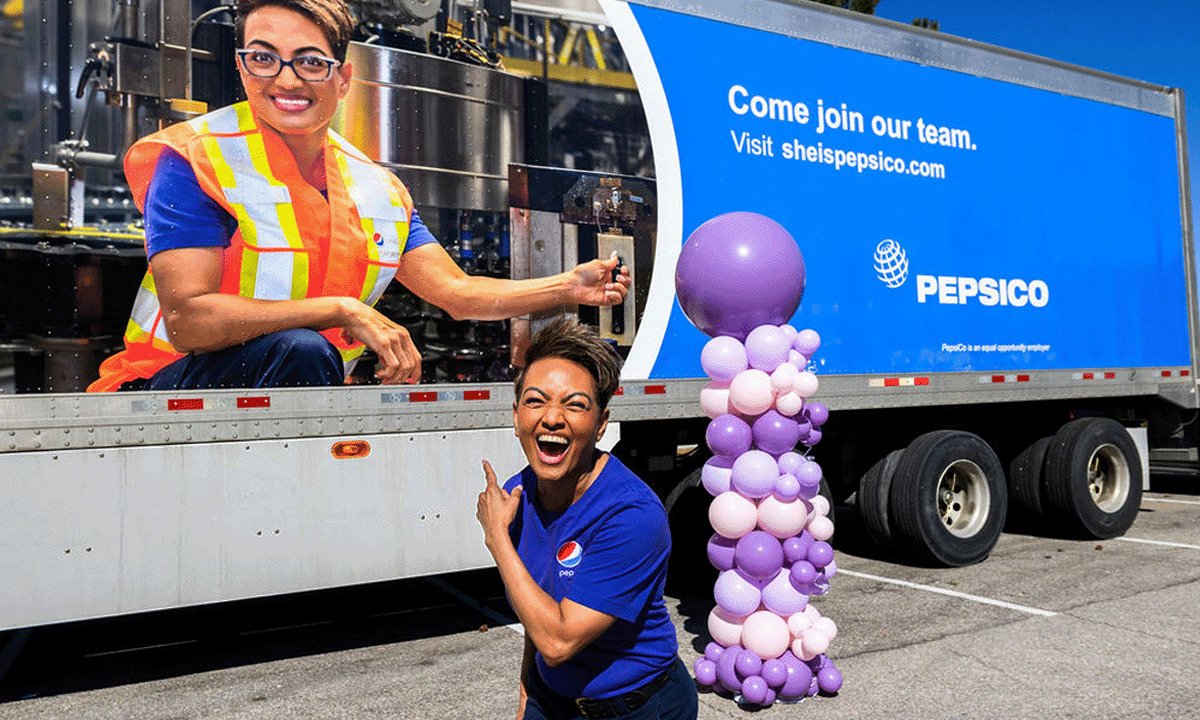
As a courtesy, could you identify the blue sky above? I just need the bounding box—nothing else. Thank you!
[874,0,1200,227]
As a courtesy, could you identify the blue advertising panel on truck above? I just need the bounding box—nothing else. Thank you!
[605,0,1195,390]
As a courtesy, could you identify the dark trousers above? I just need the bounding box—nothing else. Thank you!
[139,329,344,390]
[523,657,698,720]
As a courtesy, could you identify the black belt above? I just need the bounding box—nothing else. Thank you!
[573,665,673,719]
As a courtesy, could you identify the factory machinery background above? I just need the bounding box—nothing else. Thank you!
[0,0,655,393]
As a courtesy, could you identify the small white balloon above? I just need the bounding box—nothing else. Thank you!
[793,371,819,399]
[792,637,817,662]
[757,495,808,539]
[800,628,830,657]
[787,611,813,637]
[802,604,822,622]
[708,606,747,648]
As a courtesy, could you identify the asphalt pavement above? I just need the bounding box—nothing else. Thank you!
[1,476,1197,720]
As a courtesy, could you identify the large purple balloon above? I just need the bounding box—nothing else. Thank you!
[731,450,779,499]
[675,212,806,341]
[734,530,784,579]
[753,410,803,456]
[707,414,753,458]
[707,533,737,571]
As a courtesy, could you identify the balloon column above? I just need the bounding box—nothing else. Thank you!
[675,212,842,705]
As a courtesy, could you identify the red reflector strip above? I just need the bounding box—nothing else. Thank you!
[167,398,204,411]
[644,385,667,395]
[991,375,1005,383]
[409,392,438,403]
[1183,370,1191,377]
[237,396,270,409]
[1082,373,1095,380]
[884,378,899,387]
[464,390,491,401]
[614,387,625,395]
[1104,372,1116,380]
[1162,370,1173,378]
[1017,375,1030,382]
[915,377,929,386]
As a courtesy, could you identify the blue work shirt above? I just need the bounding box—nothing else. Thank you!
[504,454,678,699]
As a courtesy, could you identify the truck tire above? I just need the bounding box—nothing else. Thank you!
[1043,418,1142,539]
[1008,436,1052,516]
[888,430,1008,567]
[858,449,903,547]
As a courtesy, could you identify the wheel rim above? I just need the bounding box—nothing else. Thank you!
[1088,443,1130,513]
[936,460,990,538]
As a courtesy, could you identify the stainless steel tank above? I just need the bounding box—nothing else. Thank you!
[333,42,525,212]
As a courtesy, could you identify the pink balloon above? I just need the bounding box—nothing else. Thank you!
[800,628,830,657]
[708,606,747,648]
[812,616,838,641]
[775,391,804,417]
[809,494,831,517]
[757,495,808,539]
[741,610,791,660]
[709,491,758,539]
[787,610,813,637]
[808,515,835,542]
[794,329,821,356]
[793,371,819,398]
[769,361,799,392]
[700,381,733,419]
[729,369,774,416]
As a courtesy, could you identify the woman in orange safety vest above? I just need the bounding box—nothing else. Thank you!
[89,0,629,392]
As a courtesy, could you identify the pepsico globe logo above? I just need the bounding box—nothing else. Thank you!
[874,239,908,288]
[557,541,583,568]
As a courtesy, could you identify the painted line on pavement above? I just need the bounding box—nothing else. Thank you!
[838,569,1057,617]
[427,576,525,636]
[1115,536,1200,551]
[1142,496,1200,506]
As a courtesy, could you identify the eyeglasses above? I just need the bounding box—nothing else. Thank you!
[236,49,341,82]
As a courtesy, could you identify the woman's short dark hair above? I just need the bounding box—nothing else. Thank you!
[515,318,622,410]
[236,0,356,63]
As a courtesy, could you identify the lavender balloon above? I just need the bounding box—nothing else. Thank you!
[714,568,762,616]
[793,328,821,356]
[730,450,779,499]
[777,451,806,478]
[707,414,753,458]
[804,427,824,447]
[796,461,822,498]
[705,641,725,663]
[674,212,806,341]
[716,644,743,693]
[774,472,801,501]
[702,336,749,382]
[762,567,809,616]
[753,410,803,455]
[808,541,834,569]
[701,456,734,496]
[734,530,784,579]
[744,324,792,373]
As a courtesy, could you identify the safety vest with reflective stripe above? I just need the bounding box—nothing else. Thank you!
[88,101,412,392]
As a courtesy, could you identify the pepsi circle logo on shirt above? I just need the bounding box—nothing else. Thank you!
[557,541,583,568]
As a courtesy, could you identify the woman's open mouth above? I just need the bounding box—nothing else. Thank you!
[537,435,570,463]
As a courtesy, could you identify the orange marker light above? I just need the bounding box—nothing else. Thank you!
[331,440,372,459]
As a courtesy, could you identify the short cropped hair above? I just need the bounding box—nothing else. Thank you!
[235,0,356,63]
[515,318,622,410]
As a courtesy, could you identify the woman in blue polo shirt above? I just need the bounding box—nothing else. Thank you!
[477,318,698,720]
